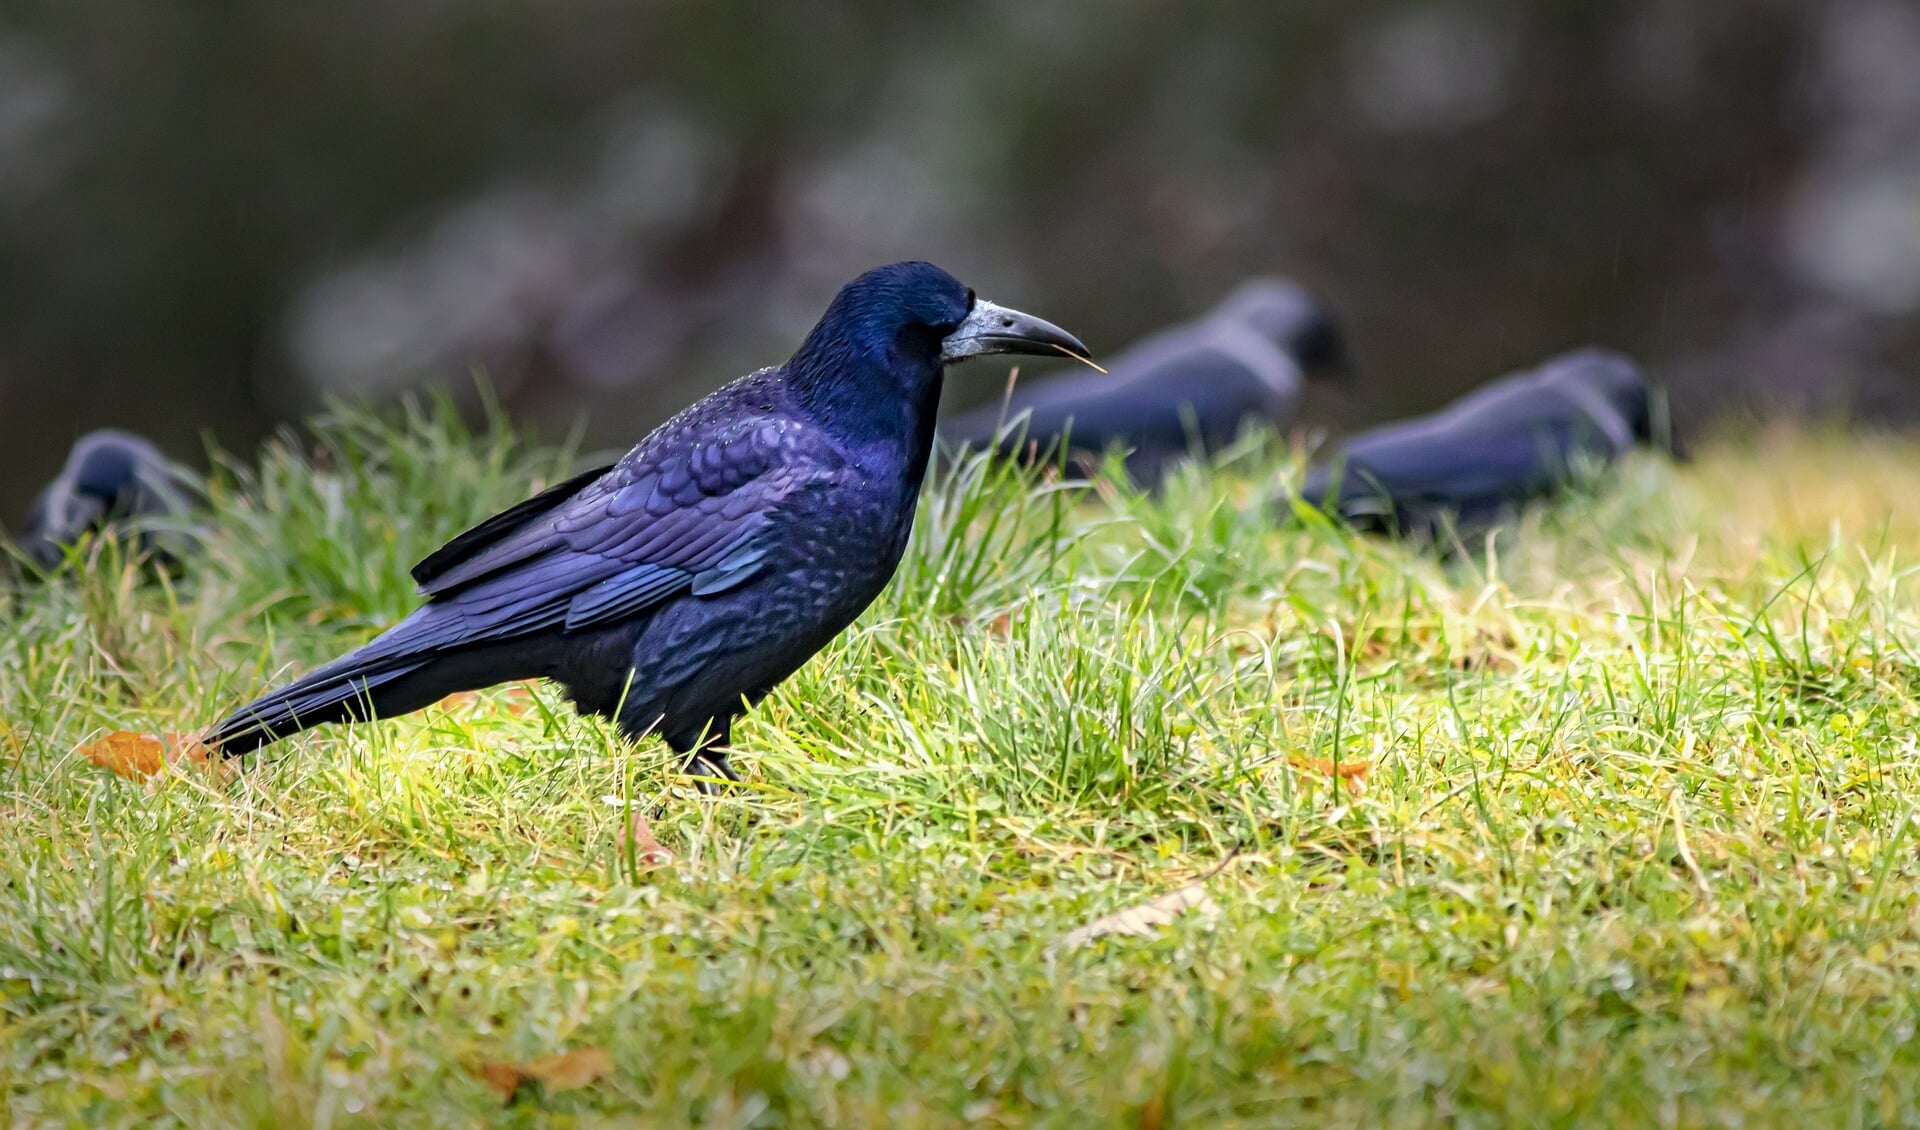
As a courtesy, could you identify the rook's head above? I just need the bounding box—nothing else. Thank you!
[16,429,189,571]
[801,261,1089,385]
[1542,347,1653,443]
[1216,277,1353,379]
[67,431,165,504]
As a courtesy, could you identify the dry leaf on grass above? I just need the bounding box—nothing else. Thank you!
[475,1047,614,1101]
[1289,754,1370,782]
[80,731,221,780]
[1138,1091,1168,1130]
[1048,853,1238,956]
[500,682,538,716]
[437,682,539,717]
[1050,885,1219,955]
[620,811,674,868]
[475,1061,525,1099]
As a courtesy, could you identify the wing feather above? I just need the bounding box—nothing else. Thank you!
[411,463,615,588]
[399,400,832,647]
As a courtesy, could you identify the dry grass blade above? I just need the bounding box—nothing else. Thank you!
[1050,343,1108,373]
[1049,853,1236,956]
[1051,885,1219,954]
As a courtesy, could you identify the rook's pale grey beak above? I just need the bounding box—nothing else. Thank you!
[940,299,1091,366]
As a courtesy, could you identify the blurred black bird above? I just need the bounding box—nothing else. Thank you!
[940,277,1349,481]
[1295,347,1653,540]
[14,429,195,571]
[209,262,1088,788]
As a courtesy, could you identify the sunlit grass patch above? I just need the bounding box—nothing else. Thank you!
[7,402,1920,1125]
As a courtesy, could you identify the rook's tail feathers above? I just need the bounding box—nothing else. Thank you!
[208,651,435,756]
[208,610,534,757]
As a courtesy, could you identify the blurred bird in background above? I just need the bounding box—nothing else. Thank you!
[10,429,196,572]
[1294,347,1655,541]
[940,277,1350,482]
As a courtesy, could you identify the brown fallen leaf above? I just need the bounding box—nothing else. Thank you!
[437,682,539,717]
[1289,754,1370,781]
[1048,853,1238,956]
[81,731,217,780]
[1138,1091,1167,1130]
[475,1061,524,1099]
[1050,885,1219,955]
[500,682,538,716]
[620,811,674,869]
[475,1047,615,1101]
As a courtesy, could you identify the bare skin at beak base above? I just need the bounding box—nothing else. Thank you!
[941,300,1100,370]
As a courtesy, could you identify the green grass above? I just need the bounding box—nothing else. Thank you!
[7,398,1920,1126]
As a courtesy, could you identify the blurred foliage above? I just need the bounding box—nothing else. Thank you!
[2,0,1916,521]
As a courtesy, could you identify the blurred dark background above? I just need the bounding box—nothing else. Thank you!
[4,1,1919,520]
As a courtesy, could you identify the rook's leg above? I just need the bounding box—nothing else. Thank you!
[684,723,740,795]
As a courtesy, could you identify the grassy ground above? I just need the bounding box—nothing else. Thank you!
[7,397,1920,1127]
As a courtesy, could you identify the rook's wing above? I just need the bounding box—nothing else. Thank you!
[411,463,616,588]
[403,415,833,648]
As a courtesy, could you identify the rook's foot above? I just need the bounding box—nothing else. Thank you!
[685,749,741,795]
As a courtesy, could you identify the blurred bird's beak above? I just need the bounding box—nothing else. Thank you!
[941,300,1097,370]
